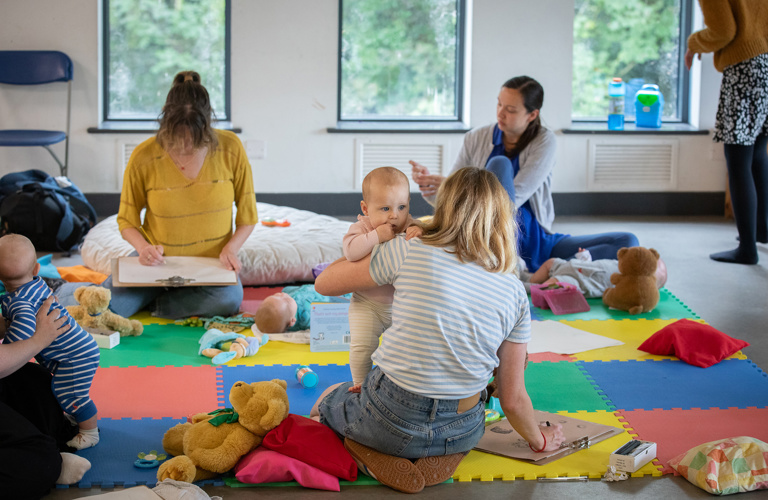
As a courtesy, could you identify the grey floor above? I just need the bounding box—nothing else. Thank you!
[43,216,767,499]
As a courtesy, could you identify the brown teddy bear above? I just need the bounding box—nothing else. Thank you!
[602,247,661,315]
[157,379,290,483]
[66,286,143,337]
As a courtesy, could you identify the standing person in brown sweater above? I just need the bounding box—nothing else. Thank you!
[687,0,768,264]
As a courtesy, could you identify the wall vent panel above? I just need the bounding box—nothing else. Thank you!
[116,141,140,190]
[588,139,678,191]
[355,140,448,192]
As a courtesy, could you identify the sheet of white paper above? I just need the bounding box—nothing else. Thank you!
[527,320,624,355]
[118,256,236,285]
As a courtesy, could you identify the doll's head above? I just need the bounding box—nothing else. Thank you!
[655,256,668,289]
[0,234,40,292]
[254,292,298,333]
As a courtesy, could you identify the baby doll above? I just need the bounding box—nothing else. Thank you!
[0,234,101,449]
[343,167,422,392]
[523,248,668,298]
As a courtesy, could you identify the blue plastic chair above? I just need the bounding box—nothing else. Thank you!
[0,50,73,177]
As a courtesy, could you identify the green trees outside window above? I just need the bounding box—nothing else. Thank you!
[573,0,684,121]
[340,0,463,121]
[105,0,228,121]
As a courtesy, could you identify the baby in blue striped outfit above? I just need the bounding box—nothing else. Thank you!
[0,234,101,450]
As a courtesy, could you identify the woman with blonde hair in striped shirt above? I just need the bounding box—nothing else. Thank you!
[312,167,565,493]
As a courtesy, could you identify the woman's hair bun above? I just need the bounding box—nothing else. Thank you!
[173,71,201,86]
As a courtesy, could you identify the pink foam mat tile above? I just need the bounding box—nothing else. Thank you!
[528,352,577,363]
[92,366,219,419]
[241,286,285,314]
[616,407,768,471]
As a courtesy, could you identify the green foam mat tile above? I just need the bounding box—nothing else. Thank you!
[525,361,614,412]
[98,324,208,368]
[225,474,383,488]
[530,288,699,322]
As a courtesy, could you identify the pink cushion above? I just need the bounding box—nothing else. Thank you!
[638,319,749,368]
[234,447,340,491]
[261,414,357,481]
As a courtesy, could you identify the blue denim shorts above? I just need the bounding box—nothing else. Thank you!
[318,366,486,459]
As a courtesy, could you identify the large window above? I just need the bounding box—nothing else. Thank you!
[338,0,465,122]
[103,0,230,122]
[572,0,691,122]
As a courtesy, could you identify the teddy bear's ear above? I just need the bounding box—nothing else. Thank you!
[270,379,288,390]
[617,247,628,259]
[74,286,86,302]
[259,397,289,430]
[649,248,660,259]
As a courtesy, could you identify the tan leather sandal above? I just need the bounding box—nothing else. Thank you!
[414,451,468,486]
[344,438,425,494]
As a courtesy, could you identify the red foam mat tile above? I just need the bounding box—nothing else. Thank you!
[617,407,768,471]
[92,366,219,419]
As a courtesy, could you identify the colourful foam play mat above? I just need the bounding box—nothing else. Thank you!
[60,287,765,490]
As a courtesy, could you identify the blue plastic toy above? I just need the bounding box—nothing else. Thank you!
[635,84,664,128]
[296,365,319,388]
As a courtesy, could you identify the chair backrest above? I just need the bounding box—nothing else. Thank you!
[0,50,73,85]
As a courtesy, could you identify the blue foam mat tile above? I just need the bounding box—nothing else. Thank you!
[217,364,352,415]
[577,359,768,411]
[71,417,186,489]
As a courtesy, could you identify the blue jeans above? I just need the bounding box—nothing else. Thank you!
[319,366,486,459]
[550,232,640,261]
[56,265,243,320]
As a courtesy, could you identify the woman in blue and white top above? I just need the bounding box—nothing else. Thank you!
[313,167,565,493]
[411,76,639,273]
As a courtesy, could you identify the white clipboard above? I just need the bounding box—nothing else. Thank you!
[112,256,237,287]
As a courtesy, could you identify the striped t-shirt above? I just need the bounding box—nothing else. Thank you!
[369,235,530,399]
[1,277,99,366]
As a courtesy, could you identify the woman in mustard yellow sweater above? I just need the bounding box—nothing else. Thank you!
[84,71,257,319]
[687,0,768,264]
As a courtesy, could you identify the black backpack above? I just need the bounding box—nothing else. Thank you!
[0,169,98,252]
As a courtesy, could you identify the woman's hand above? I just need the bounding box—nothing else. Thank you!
[35,296,67,348]
[410,161,445,197]
[540,423,566,451]
[138,244,165,266]
[219,244,242,273]
[684,48,700,70]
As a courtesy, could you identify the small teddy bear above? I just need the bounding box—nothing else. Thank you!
[66,286,143,337]
[602,247,661,315]
[158,379,290,483]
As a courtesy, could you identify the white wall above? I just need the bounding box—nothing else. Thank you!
[0,0,725,195]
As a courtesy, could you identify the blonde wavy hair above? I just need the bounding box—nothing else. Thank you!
[420,167,518,274]
[156,71,218,153]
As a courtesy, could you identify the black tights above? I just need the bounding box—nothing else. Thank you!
[711,135,768,264]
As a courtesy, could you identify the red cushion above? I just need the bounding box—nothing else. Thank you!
[261,414,357,481]
[638,319,750,368]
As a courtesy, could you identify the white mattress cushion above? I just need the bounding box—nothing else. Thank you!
[80,202,352,286]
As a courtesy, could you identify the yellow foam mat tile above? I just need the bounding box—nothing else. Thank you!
[225,339,350,366]
[454,410,663,481]
[563,319,747,362]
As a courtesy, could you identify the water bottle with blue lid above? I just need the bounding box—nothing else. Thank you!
[607,78,625,130]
